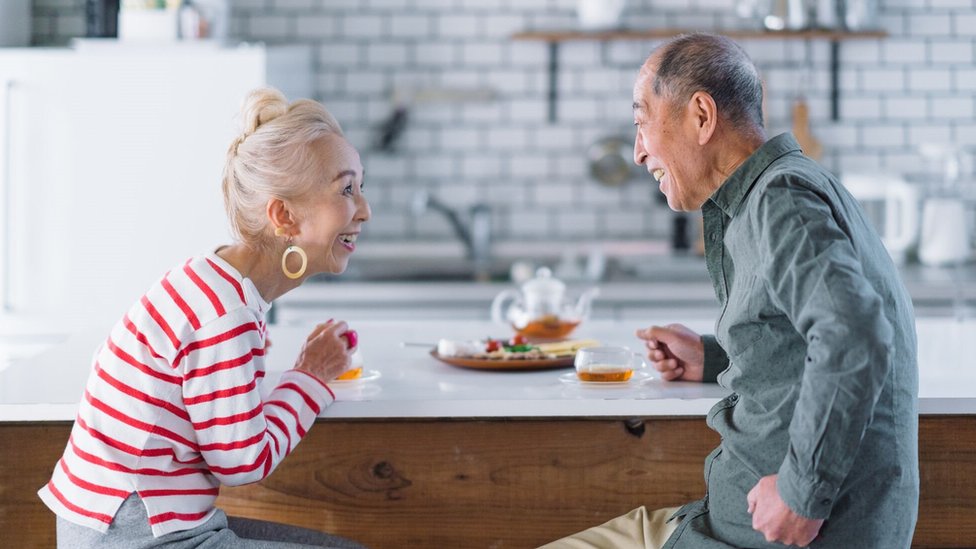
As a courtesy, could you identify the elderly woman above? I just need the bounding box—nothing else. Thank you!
[38,88,371,548]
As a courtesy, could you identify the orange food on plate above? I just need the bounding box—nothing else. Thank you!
[337,367,363,381]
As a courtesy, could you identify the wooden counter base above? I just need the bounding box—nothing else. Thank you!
[2,417,973,548]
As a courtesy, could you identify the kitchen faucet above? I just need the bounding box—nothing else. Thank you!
[411,190,493,281]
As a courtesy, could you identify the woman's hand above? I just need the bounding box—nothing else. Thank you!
[294,320,357,382]
[635,323,705,381]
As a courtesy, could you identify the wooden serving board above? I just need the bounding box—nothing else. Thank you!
[429,350,574,371]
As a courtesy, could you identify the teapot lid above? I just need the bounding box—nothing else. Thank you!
[522,267,565,297]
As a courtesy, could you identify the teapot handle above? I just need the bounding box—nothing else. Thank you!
[490,289,521,325]
[574,287,601,319]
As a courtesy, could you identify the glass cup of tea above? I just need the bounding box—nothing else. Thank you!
[574,346,646,382]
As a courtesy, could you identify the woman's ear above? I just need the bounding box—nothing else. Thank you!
[689,91,717,146]
[267,198,296,236]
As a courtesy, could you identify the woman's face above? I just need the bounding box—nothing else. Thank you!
[294,135,370,275]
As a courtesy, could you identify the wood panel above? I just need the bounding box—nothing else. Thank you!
[0,422,70,549]
[914,416,976,548]
[511,29,888,42]
[216,418,716,549]
[1,417,974,548]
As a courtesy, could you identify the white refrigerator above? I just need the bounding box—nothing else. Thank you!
[0,43,312,361]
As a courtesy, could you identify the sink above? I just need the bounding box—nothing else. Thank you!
[305,239,714,284]
[313,251,711,284]
[314,257,512,283]
[604,254,710,283]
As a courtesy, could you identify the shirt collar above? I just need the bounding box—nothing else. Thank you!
[206,250,273,314]
[708,133,801,217]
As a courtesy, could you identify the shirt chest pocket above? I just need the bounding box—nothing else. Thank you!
[721,274,766,358]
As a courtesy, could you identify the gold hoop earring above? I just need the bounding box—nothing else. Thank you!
[281,245,307,279]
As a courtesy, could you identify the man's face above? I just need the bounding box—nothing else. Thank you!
[632,69,706,212]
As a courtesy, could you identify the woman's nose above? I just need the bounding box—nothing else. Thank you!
[357,195,372,222]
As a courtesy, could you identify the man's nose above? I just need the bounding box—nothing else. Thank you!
[634,134,647,166]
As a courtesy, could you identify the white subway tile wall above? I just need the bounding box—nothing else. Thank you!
[31,0,976,242]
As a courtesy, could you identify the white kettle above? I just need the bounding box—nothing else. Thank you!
[918,198,972,266]
[841,174,920,264]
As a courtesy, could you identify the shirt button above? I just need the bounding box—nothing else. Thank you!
[710,233,721,242]
[821,498,831,506]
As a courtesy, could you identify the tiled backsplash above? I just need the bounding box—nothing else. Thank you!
[32,0,976,243]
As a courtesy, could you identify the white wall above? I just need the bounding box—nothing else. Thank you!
[30,0,976,244]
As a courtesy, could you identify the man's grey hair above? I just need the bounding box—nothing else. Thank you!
[651,33,764,129]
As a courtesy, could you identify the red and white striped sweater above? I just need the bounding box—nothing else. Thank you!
[38,252,334,537]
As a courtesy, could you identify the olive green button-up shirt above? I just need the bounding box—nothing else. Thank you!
[666,134,919,548]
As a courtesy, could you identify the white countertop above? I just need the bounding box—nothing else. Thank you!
[1,318,973,421]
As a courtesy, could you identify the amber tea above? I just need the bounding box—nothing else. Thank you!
[574,346,644,383]
[576,367,633,382]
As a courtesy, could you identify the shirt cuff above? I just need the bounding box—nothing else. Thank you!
[777,456,839,520]
[701,334,729,383]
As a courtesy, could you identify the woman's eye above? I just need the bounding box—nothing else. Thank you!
[343,184,354,196]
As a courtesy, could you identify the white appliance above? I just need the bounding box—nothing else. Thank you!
[0,43,312,336]
[918,198,973,266]
[840,173,920,264]
[576,0,627,30]
[916,144,975,266]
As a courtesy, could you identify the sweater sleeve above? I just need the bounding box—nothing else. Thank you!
[178,310,334,486]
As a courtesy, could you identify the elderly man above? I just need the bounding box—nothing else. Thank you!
[541,33,919,549]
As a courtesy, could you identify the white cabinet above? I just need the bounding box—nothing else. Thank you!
[0,44,312,329]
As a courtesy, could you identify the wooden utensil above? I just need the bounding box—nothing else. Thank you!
[792,97,823,161]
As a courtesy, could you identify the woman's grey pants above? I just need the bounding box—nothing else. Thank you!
[56,494,368,549]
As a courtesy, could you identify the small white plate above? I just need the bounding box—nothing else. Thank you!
[558,370,654,387]
[330,370,381,386]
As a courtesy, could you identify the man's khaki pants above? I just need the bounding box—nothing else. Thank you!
[538,506,681,549]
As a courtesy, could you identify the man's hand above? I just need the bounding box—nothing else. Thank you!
[635,324,704,381]
[747,475,824,547]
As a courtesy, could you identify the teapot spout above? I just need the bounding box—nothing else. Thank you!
[574,287,600,319]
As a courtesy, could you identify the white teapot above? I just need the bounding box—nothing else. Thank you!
[490,267,599,339]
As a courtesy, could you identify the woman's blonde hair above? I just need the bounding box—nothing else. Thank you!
[222,87,344,249]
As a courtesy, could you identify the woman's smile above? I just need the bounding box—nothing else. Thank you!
[337,232,358,252]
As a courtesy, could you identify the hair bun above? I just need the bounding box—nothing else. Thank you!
[240,87,289,135]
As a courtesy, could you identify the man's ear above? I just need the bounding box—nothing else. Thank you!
[267,198,297,236]
[688,91,717,146]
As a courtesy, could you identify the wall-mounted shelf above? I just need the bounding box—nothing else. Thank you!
[512,28,888,122]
